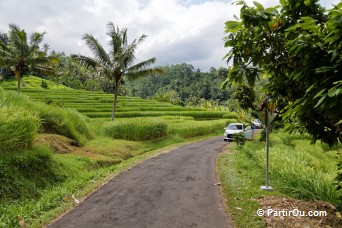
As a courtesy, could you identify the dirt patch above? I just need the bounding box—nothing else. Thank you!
[257,196,342,227]
[34,134,79,154]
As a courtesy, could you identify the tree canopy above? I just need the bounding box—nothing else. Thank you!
[0,24,56,93]
[223,0,342,146]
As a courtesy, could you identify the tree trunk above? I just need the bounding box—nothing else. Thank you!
[17,74,21,93]
[111,81,119,121]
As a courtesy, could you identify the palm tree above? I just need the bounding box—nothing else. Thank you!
[0,24,56,93]
[73,22,162,121]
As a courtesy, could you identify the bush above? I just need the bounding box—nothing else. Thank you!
[233,132,246,148]
[103,118,168,141]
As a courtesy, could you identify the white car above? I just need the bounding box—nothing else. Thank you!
[223,123,245,141]
[253,119,263,129]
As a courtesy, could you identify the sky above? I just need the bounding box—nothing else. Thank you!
[0,0,339,71]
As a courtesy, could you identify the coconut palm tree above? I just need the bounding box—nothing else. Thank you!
[0,24,56,93]
[73,22,162,121]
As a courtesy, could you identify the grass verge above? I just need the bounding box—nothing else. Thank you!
[217,131,342,228]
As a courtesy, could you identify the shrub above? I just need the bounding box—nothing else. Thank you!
[41,80,48,89]
[103,118,168,141]
[233,132,246,148]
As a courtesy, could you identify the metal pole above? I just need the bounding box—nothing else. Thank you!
[261,97,273,191]
[265,113,269,187]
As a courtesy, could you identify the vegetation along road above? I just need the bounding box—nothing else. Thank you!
[49,136,231,228]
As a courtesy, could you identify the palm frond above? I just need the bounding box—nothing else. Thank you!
[127,57,157,71]
[126,67,163,81]
[82,34,111,66]
[71,54,98,69]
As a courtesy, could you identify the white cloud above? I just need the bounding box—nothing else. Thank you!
[0,0,336,71]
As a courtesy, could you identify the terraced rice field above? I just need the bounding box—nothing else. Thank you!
[4,86,239,138]
[10,88,236,120]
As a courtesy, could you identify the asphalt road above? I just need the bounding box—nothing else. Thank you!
[49,136,231,228]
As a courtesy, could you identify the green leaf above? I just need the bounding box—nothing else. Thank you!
[225,21,240,31]
[313,89,326,99]
[314,95,326,108]
[328,87,337,97]
[253,1,264,10]
[305,83,316,93]
[336,120,342,125]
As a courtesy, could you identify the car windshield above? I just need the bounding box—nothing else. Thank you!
[227,124,243,130]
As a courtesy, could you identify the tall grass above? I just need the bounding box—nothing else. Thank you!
[103,118,168,141]
[0,106,40,153]
[0,90,40,153]
[232,132,340,202]
[217,132,342,228]
[0,89,93,145]
[168,118,237,137]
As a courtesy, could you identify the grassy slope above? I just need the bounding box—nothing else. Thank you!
[0,75,70,90]
[217,131,342,228]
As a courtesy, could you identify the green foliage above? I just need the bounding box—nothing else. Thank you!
[233,132,246,148]
[168,119,229,137]
[218,132,342,227]
[103,118,168,141]
[0,146,66,200]
[0,105,40,153]
[223,0,341,146]
[0,90,40,153]
[0,24,57,93]
[40,80,48,89]
[234,85,256,110]
[0,88,92,145]
[126,64,230,105]
[35,104,93,144]
[259,129,266,142]
[0,75,70,90]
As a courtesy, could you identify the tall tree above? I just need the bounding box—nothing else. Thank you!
[73,22,162,121]
[0,24,56,93]
[223,0,341,146]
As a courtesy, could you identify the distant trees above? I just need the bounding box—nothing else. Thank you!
[73,22,162,121]
[0,24,56,93]
[126,64,230,105]
[223,0,342,146]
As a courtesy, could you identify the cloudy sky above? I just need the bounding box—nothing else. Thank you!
[0,0,338,71]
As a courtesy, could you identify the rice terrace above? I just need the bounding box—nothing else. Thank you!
[0,0,342,228]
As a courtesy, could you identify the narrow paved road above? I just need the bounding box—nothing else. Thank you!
[49,136,231,228]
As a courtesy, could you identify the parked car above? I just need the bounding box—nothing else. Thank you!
[224,123,245,141]
[253,119,263,129]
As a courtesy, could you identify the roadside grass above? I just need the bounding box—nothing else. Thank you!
[217,131,342,228]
